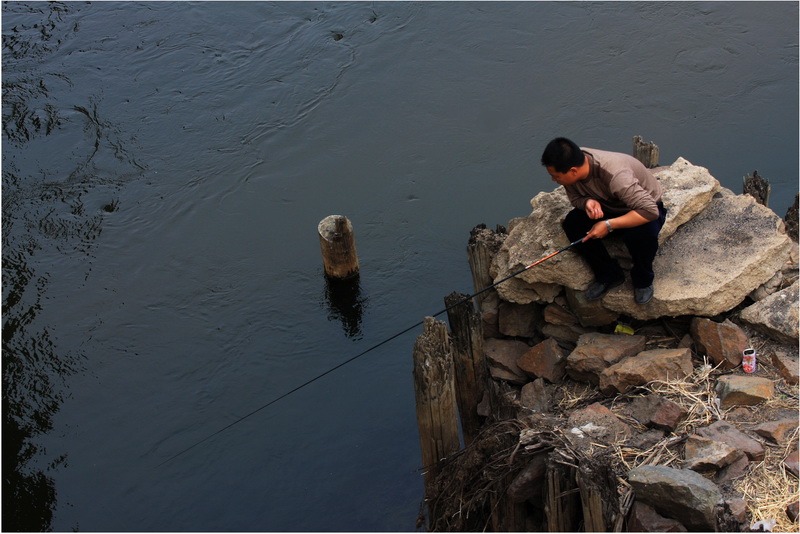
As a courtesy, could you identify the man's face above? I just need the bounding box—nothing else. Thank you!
[545,166,582,186]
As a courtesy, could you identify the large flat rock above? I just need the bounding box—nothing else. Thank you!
[491,158,793,319]
[492,157,720,304]
[602,191,792,319]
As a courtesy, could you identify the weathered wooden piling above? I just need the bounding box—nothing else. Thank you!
[545,463,581,532]
[412,317,461,491]
[318,215,359,279]
[443,292,487,446]
[743,169,771,207]
[577,471,608,532]
[785,193,799,242]
[467,225,507,309]
[632,135,659,168]
[490,471,530,532]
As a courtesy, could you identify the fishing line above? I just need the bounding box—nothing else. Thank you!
[157,238,583,466]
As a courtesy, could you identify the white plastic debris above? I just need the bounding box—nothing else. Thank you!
[570,427,586,438]
[579,422,604,436]
[750,518,777,532]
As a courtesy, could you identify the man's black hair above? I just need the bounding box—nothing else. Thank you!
[541,137,585,173]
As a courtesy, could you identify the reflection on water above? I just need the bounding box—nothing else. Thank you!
[322,274,368,340]
[2,2,142,530]
[2,250,73,532]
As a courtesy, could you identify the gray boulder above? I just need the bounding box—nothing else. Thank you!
[738,280,799,344]
[491,157,720,305]
[628,465,723,531]
[491,187,586,304]
[491,158,793,320]
[654,157,721,243]
[603,190,793,319]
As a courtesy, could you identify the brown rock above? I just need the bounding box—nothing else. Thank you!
[564,287,620,327]
[726,496,748,524]
[628,395,662,424]
[507,453,547,503]
[540,323,591,348]
[787,501,799,522]
[715,375,774,408]
[566,402,634,448]
[519,378,550,413]
[684,435,741,471]
[517,338,567,383]
[480,291,501,339]
[697,421,765,461]
[716,453,750,485]
[566,333,647,385]
[770,349,799,385]
[543,302,577,326]
[627,501,688,532]
[599,348,694,395]
[650,398,689,432]
[752,418,798,444]
[489,365,528,386]
[690,317,748,369]
[484,338,529,385]
[629,395,688,432]
[498,301,542,338]
[625,429,665,450]
[786,450,799,478]
[476,390,491,417]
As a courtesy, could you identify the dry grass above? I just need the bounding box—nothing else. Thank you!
[559,352,799,532]
[618,355,799,532]
[735,427,799,533]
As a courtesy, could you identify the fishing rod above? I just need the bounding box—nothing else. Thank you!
[157,237,584,466]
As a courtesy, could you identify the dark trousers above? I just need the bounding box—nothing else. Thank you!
[562,203,667,288]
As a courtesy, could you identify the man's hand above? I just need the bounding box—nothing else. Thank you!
[582,210,652,241]
[584,220,611,241]
[584,199,604,220]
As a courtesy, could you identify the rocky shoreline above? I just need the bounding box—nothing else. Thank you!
[423,158,798,532]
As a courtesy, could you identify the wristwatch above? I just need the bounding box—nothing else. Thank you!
[605,220,614,233]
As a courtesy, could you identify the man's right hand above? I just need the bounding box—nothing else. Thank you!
[584,199,604,220]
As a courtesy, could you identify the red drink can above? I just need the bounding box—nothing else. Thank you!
[742,348,756,373]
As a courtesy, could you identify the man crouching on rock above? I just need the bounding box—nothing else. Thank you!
[541,137,667,305]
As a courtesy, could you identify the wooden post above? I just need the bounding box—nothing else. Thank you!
[545,462,580,532]
[632,136,659,168]
[467,225,505,309]
[413,317,461,491]
[444,292,487,446]
[318,215,359,279]
[490,471,530,532]
[577,473,607,532]
[785,193,798,242]
[743,170,771,207]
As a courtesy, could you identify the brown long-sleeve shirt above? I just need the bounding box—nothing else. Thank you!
[564,148,663,221]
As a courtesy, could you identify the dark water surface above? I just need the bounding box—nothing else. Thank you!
[3,2,797,531]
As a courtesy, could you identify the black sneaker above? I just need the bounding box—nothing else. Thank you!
[584,276,625,301]
[634,285,654,305]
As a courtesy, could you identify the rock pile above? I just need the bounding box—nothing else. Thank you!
[457,158,799,532]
